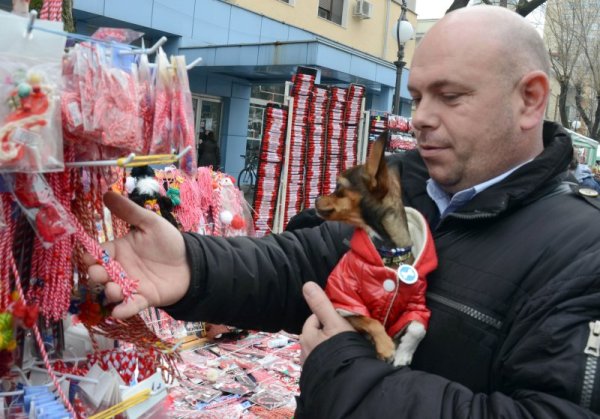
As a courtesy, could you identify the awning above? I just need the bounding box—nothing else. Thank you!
[180,37,408,94]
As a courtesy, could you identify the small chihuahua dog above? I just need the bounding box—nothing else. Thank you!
[315,132,437,366]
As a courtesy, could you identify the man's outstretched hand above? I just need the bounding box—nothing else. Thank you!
[300,282,355,363]
[83,191,191,319]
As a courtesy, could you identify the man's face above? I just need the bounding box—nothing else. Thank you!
[407,32,522,193]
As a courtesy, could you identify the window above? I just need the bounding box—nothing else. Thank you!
[318,0,344,25]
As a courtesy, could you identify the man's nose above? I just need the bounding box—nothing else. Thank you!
[411,97,438,131]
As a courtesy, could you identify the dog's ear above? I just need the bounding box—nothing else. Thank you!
[364,132,389,196]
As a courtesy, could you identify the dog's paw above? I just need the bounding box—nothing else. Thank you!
[375,338,396,362]
[393,348,414,366]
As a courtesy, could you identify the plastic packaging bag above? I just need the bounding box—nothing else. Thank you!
[91,57,143,152]
[171,56,196,173]
[91,27,144,44]
[0,12,66,173]
[138,53,155,154]
[4,173,75,248]
[216,177,255,237]
[0,57,64,173]
[150,48,173,154]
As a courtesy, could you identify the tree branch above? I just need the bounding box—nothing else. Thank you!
[516,0,547,17]
[446,0,470,14]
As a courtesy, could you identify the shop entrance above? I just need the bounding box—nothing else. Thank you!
[192,95,223,148]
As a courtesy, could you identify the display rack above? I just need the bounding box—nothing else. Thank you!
[264,74,369,234]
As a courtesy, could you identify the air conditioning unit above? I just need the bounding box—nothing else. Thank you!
[353,0,373,19]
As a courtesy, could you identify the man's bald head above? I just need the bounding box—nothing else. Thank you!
[408,5,550,192]
[419,6,550,86]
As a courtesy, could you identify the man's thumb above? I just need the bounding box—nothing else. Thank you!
[303,282,340,325]
[103,191,154,228]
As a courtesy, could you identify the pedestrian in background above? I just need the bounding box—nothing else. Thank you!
[197,131,220,170]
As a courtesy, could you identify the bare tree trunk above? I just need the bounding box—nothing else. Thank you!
[592,96,600,140]
[62,0,75,32]
[575,84,593,133]
[558,81,570,128]
[516,0,547,17]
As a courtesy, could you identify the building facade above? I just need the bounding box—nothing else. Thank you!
[3,0,417,178]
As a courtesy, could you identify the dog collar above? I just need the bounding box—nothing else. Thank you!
[378,246,412,266]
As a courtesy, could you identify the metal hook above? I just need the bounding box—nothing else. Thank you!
[186,57,203,70]
[176,145,192,160]
[25,9,38,38]
[65,152,136,168]
[119,36,168,56]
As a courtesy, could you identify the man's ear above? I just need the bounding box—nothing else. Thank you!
[517,70,549,131]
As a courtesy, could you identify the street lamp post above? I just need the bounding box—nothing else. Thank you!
[392,0,414,116]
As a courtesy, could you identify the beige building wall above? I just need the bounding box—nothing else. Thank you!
[224,0,416,66]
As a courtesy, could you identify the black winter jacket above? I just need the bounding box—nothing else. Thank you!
[164,122,600,418]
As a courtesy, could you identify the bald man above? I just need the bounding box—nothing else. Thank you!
[86,6,600,418]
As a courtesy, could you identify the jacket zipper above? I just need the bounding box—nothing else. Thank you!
[581,320,600,409]
[445,211,497,221]
[427,292,503,330]
[435,211,497,231]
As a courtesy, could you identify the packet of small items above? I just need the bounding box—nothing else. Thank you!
[3,173,75,247]
[0,12,67,173]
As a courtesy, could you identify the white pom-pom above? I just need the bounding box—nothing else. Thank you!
[206,368,221,382]
[220,210,233,225]
[135,177,160,196]
[125,177,137,194]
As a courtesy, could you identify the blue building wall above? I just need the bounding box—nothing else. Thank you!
[72,0,406,177]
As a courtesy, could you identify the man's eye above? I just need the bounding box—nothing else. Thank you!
[441,93,462,102]
[411,97,421,106]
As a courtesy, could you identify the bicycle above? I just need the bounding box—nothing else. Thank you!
[237,154,258,197]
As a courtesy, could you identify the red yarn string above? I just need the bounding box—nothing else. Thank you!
[196,167,214,212]
[3,206,77,418]
[151,58,172,154]
[89,315,181,383]
[39,0,63,21]
[0,201,11,310]
[93,168,109,242]
[94,70,143,151]
[70,168,93,289]
[211,184,223,237]
[72,217,138,301]
[173,172,202,232]
[139,76,154,154]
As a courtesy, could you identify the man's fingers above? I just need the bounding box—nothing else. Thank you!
[82,241,115,268]
[303,282,347,330]
[82,252,97,267]
[104,282,124,303]
[103,191,156,229]
[111,294,149,319]
[88,264,110,285]
[301,314,322,335]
